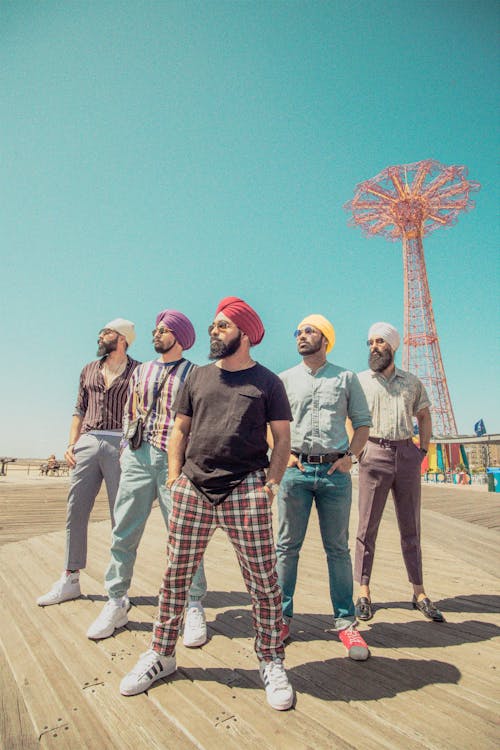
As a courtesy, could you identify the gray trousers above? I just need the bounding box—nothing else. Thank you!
[354,439,423,586]
[65,432,121,570]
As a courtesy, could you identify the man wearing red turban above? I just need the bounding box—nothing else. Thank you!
[120,297,295,711]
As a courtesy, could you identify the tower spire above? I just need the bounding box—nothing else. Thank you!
[345,159,480,437]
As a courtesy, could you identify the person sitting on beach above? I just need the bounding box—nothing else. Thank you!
[354,322,445,623]
[46,454,60,476]
[86,310,208,649]
[37,319,140,606]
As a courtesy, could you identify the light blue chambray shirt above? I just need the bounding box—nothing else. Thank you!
[279,361,372,454]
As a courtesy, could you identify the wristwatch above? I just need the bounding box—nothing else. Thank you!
[265,481,280,497]
[345,449,358,464]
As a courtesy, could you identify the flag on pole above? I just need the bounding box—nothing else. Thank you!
[474,419,486,437]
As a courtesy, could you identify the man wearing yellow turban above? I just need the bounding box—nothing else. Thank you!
[276,314,373,660]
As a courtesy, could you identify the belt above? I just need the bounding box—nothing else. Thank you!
[292,451,344,464]
[88,430,122,437]
[368,437,412,448]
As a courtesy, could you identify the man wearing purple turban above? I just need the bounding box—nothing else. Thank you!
[86,310,208,647]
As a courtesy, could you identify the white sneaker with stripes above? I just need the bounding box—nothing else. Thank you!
[120,649,176,696]
[259,658,294,710]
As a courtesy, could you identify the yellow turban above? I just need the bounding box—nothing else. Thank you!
[298,314,335,353]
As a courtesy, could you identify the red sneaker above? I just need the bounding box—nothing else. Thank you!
[338,626,370,661]
[280,620,290,643]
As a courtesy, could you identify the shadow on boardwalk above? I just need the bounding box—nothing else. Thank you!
[0,478,499,749]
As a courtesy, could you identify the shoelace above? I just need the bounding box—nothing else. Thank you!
[266,661,289,689]
[133,650,161,675]
[344,628,365,645]
[186,608,205,627]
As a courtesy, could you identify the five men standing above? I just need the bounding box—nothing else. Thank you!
[38,307,444,711]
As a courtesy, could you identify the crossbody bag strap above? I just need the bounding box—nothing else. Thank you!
[138,359,184,425]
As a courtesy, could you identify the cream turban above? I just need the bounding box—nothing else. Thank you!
[368,322,400,352]
[104,318,136,346]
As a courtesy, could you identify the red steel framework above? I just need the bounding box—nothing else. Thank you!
[345,159,480,437]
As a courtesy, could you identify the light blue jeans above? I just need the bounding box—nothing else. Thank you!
[276,463,355,630]
[105,442,207,601]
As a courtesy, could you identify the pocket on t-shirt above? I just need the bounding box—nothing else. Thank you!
[230,386,265,429]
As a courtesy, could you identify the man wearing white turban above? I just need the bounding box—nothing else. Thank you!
[355,322,444,623]
[37,318,140,607]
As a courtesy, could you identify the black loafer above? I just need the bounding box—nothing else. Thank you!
[355,597,373,621]
[412,596,445,622]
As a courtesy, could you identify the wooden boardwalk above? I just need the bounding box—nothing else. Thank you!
[0,474,499,749]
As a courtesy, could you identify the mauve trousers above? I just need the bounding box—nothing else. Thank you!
[354,440,424,586]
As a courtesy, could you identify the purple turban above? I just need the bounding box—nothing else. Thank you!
[155,310,196,350]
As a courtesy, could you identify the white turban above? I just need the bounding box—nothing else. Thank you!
[104,318,136,346]
[368,322,400,352]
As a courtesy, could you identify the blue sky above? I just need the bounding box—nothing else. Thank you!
[1,0,498,458]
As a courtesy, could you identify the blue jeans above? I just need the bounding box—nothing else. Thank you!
[105,442,207,601]
[276,464,355,630]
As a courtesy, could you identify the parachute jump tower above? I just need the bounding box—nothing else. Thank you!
[345,159,480,437]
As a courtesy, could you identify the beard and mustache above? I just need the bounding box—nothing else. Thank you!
[209,330,242,360]
[369,348,394,372]
[97,335,119,357]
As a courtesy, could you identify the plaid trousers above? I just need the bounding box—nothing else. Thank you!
[152,471,285,663]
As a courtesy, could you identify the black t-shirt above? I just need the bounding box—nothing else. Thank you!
[174,362,292,504]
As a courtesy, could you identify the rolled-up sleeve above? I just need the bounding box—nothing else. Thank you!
[347,373,373,429]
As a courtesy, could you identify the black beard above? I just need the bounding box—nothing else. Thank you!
[154,339,176,354]
[209,331,242,360]
[369,349,393,372]
[97,336,118,357]
[297,337,324,356]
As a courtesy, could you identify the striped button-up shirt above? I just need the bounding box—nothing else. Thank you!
[74,356,141,434]
[124,358,196,452]
[357,367,431,440]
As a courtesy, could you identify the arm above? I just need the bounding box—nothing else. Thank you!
[328,425,370,474]
[64,415,83,468]
[416,407,432,454]
[167,413,192,487]
[265,419,291,497]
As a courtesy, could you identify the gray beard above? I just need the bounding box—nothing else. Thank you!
[369,349,393,372]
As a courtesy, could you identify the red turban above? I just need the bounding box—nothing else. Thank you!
[215,296,265,346]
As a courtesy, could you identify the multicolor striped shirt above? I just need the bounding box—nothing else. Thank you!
[74,356,141,434]
[124,358,196,452]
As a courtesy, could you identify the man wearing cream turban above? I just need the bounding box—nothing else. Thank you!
[37,318,140,607]
[276,313,373,661]
[120,296,295,711]
[355,322,444,623]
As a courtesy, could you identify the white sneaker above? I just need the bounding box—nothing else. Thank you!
[37,572,81,606]
[86,597,130,640]
[183,602,207,648]
[120,649,177,696]
[259,658,294,711]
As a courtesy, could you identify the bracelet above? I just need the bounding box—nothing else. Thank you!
[67,443,75,449]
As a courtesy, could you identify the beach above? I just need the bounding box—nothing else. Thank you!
[0,468,498,748]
